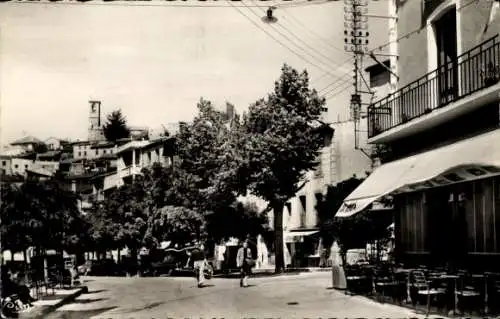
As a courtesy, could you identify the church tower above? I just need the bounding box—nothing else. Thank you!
[88,100,104,142]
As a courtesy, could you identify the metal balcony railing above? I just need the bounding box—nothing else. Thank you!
[368,35,500,139]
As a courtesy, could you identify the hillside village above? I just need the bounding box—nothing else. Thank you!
[0,101,183,214]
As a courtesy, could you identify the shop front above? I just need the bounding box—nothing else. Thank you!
[336,129,500,271]
[284,229,321,267]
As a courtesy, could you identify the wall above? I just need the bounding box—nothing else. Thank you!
[459,0,500,52]
[45,138,61,151]
[32,160,59,173]
[91,146,116,158]
[0,157,11,175]
[397,0,498,88]
[330,120,373,183]
[396,0,428,88]
[73,143,92,160]
[10,158,33,176]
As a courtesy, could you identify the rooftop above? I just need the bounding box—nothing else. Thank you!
[116,137,173,154]
[11,135,42,146]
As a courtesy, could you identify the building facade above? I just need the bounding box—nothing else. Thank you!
[102,137,175,191]
[338,0,500,271]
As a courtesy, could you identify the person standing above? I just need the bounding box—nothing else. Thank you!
[215,240,226,273]
[190,242,206,288]
[236,240,254,287]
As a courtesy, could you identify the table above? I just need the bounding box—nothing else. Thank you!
[395,269,413,304]
[472,274,488,315]
[439,274,460,315]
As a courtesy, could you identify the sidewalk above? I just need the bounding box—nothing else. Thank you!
[19,286,88,319]
[347,293,452,319]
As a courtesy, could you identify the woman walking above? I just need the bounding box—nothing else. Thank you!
[236,240,254,287]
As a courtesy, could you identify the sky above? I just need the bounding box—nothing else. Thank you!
[0,0,389,144]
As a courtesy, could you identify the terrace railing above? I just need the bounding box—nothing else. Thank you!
[368,35,500,139]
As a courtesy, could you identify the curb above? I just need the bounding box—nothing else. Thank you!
[213,267,330,279]
[20,286,88,319]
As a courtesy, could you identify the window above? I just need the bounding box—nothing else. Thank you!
[2,161,6,166]
[84,151,87,156]
[433,8,458,102]
[1,169,5,175]
[14,164,18,169]
[96,150,99,155]
[78,152,82,157]
[104,150,107,154]
[24,165,28,169]
[370,71,390,88]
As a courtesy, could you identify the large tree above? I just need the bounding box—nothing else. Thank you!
[241,64,326,272]
[1,180,87,256]
[103,109,130,142]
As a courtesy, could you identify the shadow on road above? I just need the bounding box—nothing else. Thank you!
[72,298,107,304]
[85,289,107,294]
[45,307,117,319]
[198,284,215,288]
[121,302,165,313]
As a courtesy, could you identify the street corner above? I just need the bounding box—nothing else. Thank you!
[18,286,88,319]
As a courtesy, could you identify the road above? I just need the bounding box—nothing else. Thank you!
[46,272,430,318]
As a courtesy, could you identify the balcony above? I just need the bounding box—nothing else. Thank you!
[368,35,500,141]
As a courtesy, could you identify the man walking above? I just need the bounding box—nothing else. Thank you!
[189,241,206,288]
[236,240,254,287]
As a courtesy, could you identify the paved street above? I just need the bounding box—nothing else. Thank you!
[45,272,432,318]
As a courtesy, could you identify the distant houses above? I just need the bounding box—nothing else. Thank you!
[1,100,178,214]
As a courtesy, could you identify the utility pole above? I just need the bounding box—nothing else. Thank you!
[343,0,371,158]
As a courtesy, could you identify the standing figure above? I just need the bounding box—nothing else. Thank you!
[236,240,254,287]
[190,241,206,288]
[215,240,226,272]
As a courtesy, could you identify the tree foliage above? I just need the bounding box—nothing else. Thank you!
[315,176,392,264]
[151,206,205,244]
[0,180,89,254]
[240,64,326,272]
[87,179,150,252]
[103,109,130,142]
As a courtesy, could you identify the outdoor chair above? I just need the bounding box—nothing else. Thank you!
[455,273,483,315]
[410,270,445,316]
[486,273,500,315]
[373,267,398,303]
[392,271,409,305]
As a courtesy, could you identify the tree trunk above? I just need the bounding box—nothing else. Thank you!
[272,201,285,274]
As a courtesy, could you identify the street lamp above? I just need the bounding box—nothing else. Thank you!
[262,7,278,24]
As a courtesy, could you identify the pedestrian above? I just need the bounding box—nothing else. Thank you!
[215,239,226,272]
[189,241,207,288]
[236,240,254,287]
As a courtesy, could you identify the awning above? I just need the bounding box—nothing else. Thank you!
[337,129,500,218]
[285,230,319,243]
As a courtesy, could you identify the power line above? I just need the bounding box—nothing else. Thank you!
[323,80,352,100]
[231,3,348,80]
[370,0,479,54]
[280,6,345,54]
[2,0,335,8]
[249,3,351,79]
